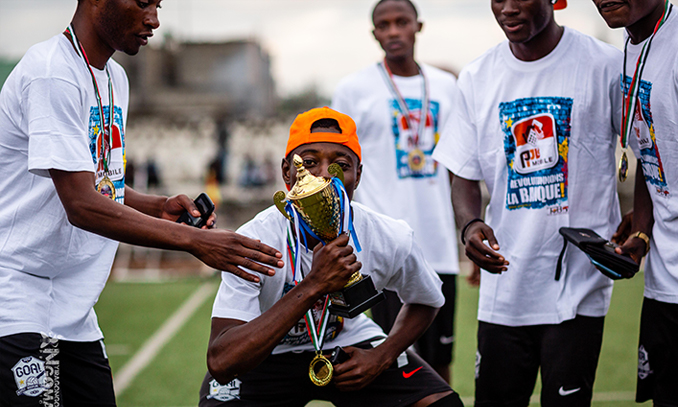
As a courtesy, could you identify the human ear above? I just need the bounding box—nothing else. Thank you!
[281,158,291,187]
[355,163,363,190]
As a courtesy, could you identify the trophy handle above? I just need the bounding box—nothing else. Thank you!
[327,163,344,186]
[273,191,291,220]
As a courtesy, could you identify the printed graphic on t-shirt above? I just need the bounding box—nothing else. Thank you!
[390,99,440,179]
[280,282,344,346]
[622,76,670,197]
[500,97,572,212]
[88,105,125,204]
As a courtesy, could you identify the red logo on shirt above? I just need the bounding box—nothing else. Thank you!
[511,113,558,175]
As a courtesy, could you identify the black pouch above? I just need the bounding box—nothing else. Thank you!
[556,227,639,280]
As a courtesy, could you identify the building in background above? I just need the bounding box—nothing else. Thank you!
[115,36,277,119]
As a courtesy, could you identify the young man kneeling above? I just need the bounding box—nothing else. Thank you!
[199,107,462,407]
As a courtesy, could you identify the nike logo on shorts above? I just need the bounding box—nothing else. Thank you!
[402,366,423,378]
[558,386,581,396]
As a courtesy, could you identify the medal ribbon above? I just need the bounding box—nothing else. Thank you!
[283,177,361,353]
[378,60,429,149]
[285,225,331,352]
[66,25,115,174]
[620,0,671,150]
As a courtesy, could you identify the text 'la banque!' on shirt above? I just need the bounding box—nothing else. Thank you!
[433,28,623,326]
[625,9,678,304]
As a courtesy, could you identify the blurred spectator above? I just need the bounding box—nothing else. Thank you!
[209,156,226,185]
[215,117,231,184]
[239,155,265,188]
[146,157,162,189]
[262,157,276,186]
[125,158,136,189]
[205,165,223,209]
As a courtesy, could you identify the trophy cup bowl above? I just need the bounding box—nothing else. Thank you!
[274,155,384,318]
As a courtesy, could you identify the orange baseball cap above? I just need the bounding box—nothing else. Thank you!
[554,0,567,10]
[286,107,362,161]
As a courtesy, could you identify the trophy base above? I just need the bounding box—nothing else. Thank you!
[328,275,385,318]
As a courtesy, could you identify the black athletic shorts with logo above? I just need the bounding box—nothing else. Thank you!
[475,315,604,407]
[636,297,678,406]
[0,333,116,407]
[198,338,461,407]
[371,274,457,365]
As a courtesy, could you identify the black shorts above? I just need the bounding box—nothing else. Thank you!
[636,297,678,406]
[370,274,457,365]
[198,338,460,407]
[476,315,604,407]
[0,333,116,407]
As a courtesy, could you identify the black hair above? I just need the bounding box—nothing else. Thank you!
[310,118,342,133]
[372,0,419,23]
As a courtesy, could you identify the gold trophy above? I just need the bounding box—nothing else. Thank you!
[274,155,385,319]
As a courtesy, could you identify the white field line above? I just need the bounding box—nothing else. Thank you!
[112,282,217,395]
[460,390,637,405]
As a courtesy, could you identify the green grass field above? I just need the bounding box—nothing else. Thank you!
[95,273,650,407]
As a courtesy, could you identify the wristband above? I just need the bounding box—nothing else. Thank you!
[632,231,651,256]
[461,218,484,245]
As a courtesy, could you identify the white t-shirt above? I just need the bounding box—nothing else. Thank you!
[211,202,444,354]
[331,63,459,274]
[625,9,678,304]
[433,28,623,326]
[0,34,129,341]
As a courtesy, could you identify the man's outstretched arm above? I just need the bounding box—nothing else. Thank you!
[49,169,283,281]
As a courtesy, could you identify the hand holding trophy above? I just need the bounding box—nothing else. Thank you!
[274,154,385,318]
[274,154,385,387]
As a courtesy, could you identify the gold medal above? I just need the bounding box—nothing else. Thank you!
[408,148,426,172]
[309,352,333,386]
[97,175,116,200]
[618,151,629,183]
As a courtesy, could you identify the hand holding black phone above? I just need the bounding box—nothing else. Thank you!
[176,193,215,228]
[329,346,349,365]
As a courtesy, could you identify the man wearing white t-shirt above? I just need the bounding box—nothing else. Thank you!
[432,0,623,405]
[594,0,678,405]
[331,0,461,383]
[0,1,283,405]
[199,107,462,407]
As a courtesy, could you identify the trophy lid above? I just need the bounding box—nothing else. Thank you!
[287,155,332,200]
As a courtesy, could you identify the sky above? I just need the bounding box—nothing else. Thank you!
[0,0,628,97]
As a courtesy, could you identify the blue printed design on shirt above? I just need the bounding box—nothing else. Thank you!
[389,98,440,179]
[88,105,125,203]
[500,97,572,212]
[622,75,670,197]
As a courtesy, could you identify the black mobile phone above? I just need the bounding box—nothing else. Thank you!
[329,346,349,365]
[176,193,215,228]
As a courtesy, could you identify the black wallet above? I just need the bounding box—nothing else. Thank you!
[557,227,639,280]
